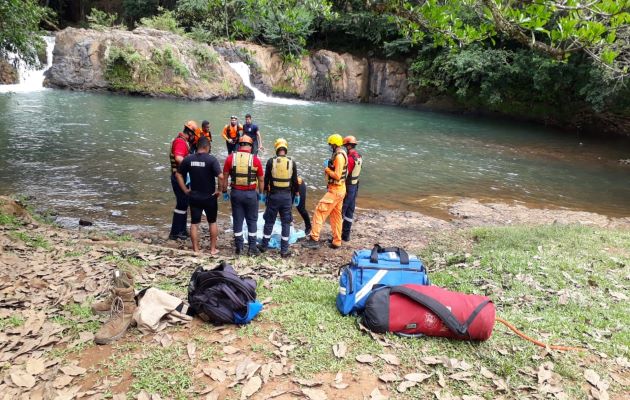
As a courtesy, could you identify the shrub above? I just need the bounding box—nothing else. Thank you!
[87,8,120,30]
[138,8,184,35]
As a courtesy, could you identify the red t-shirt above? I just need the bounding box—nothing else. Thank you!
[172,133,189,158]
[223,148,263,191]
[347,149,357,175]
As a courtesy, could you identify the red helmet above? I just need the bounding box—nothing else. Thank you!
[343,135,358,145]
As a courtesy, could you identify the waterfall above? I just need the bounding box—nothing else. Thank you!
[228,62,312,106]
[0,36,56,93]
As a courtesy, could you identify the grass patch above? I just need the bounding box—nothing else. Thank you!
[103,253,148,270]
[104,231,134,242]
[130,344,193,399]
[0,315,25,330]
[0,211,21,227]
[155,278,187,295]
[9,231,51,249]
[271,83,300,97]
[260,277,382,375]
[50,302,100,338]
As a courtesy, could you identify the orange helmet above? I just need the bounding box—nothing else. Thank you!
[343,135,358,146]
[238,135,254,145]
[184,120,198,132]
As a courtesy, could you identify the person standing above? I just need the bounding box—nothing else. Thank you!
[302,134,348,250]
[222,135,264,256]
[169,120,196,240]
[293,176,311,236]
[192,120,212,153]
[341,135,362,242]
[258,138,299,258]
[242,113,264,156]
[175,137,223,254]
[222,115,243,154]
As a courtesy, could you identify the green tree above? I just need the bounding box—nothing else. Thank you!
[381,0,630,79]
[0,0,49,66]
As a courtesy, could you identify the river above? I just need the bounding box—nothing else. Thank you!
[0,88,629,231]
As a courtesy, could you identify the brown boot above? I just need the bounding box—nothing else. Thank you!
[94,286,137,345]
[91,270,133,315]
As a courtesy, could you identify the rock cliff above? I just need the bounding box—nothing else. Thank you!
[45,28,250,100]
[218,42,414,105]
[0,59,18,84]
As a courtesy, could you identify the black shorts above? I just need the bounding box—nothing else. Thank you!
[189,196,218,224]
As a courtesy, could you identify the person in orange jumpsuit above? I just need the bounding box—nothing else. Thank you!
[302,133,348,249]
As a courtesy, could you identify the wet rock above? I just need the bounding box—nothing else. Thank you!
[45,28,249,100]
[0,58,18,84]
[78,219,93,226]
[224,41,414,105]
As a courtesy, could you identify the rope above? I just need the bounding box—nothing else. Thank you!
[495,317,585,352]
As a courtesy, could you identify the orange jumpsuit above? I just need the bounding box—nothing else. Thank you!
[310,149,347,247]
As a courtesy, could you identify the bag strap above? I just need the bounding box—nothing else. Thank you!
[370,244,410,265]
[390,286,491,337]
[219,285,247,309]
[197,275,255,302]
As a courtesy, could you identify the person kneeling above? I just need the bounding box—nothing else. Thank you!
[176,137,223,254]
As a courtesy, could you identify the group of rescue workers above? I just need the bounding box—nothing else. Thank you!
[168,114,362,258]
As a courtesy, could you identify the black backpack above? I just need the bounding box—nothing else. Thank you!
[187,262,257,325]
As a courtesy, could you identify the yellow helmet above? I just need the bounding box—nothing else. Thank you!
[327,133,343,147]
[274,138,288,153]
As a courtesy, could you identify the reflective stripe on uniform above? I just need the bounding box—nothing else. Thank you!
[173,209,187,215]
[248,232,257,237]
[234,231,243,237]
[343,216,353,222]
[281,236,289,241]
[263,234,272,239]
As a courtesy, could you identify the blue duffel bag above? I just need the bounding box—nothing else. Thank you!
[336,244,430,316]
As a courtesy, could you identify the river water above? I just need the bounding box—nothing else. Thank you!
[0,89,629,231]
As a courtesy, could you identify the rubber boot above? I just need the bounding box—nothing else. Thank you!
[247,234,260,256]
[94,286,137,345]
[257,238,269,253]
[91,270,133,315]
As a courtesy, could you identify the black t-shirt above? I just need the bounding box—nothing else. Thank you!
[178,153,222,197]
[242,123,259,145]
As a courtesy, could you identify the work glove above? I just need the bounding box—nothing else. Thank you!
[258,193,266,204]
[293,195,300,207]
[323,159,329,168]
[222,192,230,201]
[185,173,191,186]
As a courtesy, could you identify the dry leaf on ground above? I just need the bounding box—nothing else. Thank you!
[378,354,400,366]
[397,380,417,393]
[203,367,226,383]
[332,342,347,358]
[356,354,377,364]
[379,373,401,382]
[370,387,389,400]
[240,376,262,399]
[10,372,36,388]
[404,373,431,383]
[223,345,240,355]
[25,358,46,375]
[302,388,328,400]
[52,374,73,389]
[60,365,86,376]
[187,342,196,361]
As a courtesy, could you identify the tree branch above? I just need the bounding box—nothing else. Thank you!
[481,0,566,59]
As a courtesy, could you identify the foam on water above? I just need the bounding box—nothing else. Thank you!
[228,62,312,106]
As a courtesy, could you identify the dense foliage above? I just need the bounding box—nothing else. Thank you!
[0,0,49,66]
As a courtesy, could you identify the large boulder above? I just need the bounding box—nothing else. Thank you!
[0,59,18,84]
[45,27,251,100]
[223,42,414,105]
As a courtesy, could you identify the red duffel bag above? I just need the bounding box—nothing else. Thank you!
[361,284,495,341]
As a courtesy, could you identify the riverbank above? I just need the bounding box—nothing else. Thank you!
[1,195,629,399]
